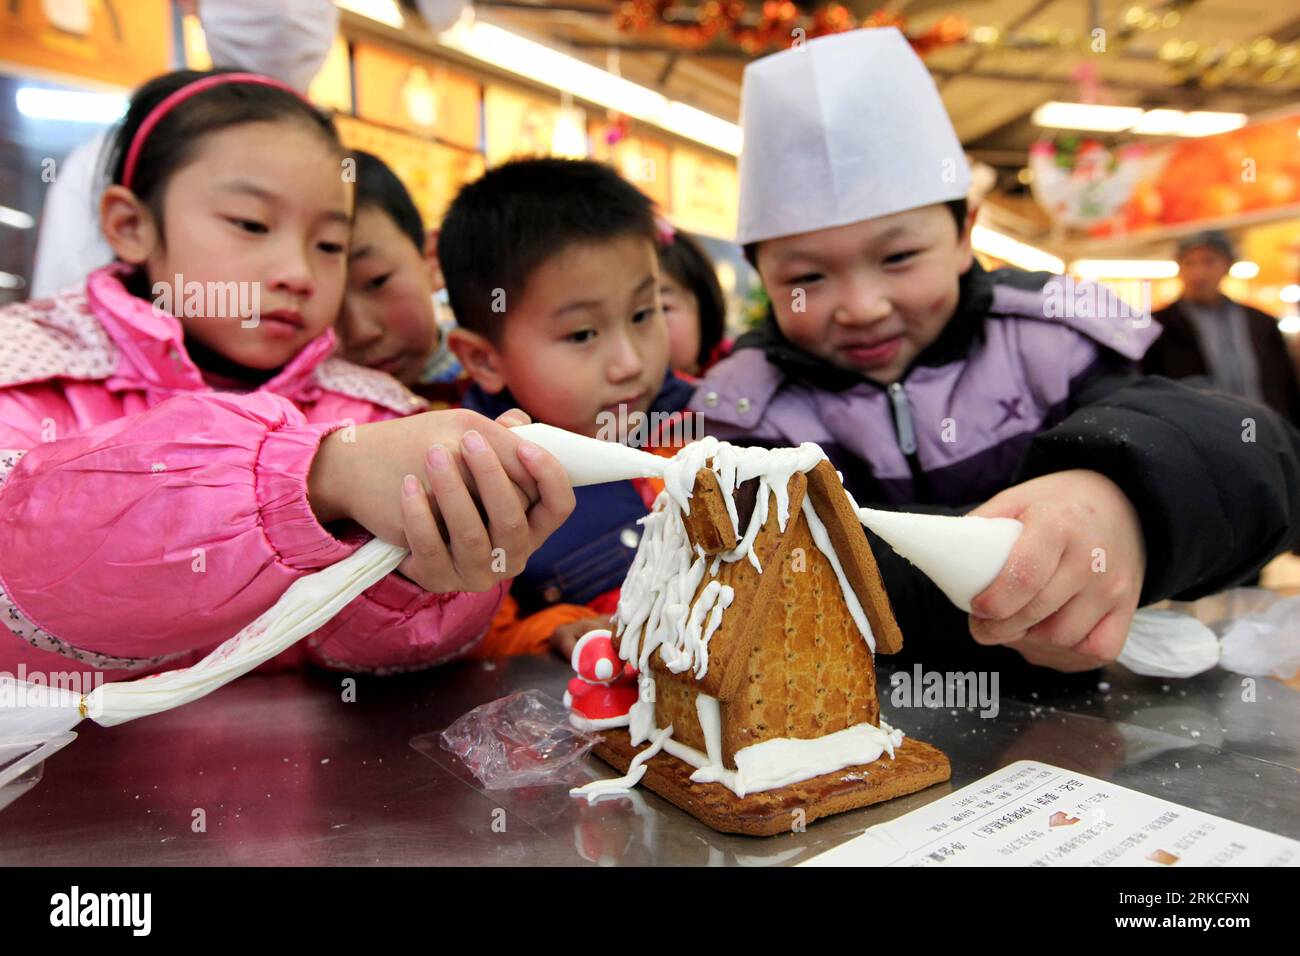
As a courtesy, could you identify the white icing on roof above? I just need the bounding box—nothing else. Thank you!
[614,437,876,681]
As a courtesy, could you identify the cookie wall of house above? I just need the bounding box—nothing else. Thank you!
[721,514,880,766]
[651,475,807,700]
[653,680,708,752]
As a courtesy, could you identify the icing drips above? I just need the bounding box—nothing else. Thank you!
[623,711,903,799]
[614,437,873,679]
[569,725,673,802]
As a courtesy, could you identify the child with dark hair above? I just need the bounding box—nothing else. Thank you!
[439,157,694,657]
[0,70,573,683]
[654,220,729,377]
[696,29,1300,678]
[337,150,448,391]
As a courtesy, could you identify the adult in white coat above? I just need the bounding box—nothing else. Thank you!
[29,0,339,298]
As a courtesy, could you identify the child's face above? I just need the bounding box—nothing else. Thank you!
[339,205,439,384]
[452,234,669,439]
[128,121,352,371]
[756,203,973,385]
[660,272,702,375]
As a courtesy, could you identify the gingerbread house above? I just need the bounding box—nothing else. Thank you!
[567,438,951,836]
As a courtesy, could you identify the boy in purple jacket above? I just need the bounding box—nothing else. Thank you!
[694,28,1300,677]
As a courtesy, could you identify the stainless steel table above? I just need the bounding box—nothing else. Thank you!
[1,653,1296,866]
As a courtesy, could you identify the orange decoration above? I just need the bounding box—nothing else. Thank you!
[613,3,966,57]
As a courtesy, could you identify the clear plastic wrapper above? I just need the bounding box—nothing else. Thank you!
[1215,592,1300,680]
[438,690,598,789]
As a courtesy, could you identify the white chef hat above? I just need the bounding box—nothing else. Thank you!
[737,27,971,246]
[197,0,340,94]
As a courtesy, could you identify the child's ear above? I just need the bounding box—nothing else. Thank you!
[100,185,160,265]
[447,327,506,394]
[423,229,445,292]
[956,201,977,274]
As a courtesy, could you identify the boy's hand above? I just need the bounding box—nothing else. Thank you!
[551,615,614,661]
[308,408,576,593]
[967,470,1146,672]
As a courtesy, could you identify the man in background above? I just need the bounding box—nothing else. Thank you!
[1144,229,1300,426]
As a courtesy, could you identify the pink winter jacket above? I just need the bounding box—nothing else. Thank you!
[0,266,506,682]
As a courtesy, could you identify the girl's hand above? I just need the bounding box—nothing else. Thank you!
[966,469,1146,672]
[308,408,575,592]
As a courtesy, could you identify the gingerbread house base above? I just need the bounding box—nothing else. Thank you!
[591,729,952,837]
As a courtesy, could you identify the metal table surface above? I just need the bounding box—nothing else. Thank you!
[1,652,1297,866]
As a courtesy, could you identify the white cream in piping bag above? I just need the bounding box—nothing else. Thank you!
[851,496,1022,613]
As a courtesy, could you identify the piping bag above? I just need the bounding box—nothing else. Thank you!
[854,507,1220,679]
[0,423,660,784]
[0,425,1214,785]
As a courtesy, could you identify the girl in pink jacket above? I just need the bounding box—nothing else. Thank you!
[1,70,573,684]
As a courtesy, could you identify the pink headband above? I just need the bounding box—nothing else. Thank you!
[654,213,676,247]
[121,73,307,191]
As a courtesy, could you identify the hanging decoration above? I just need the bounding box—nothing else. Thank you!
[612,2,969,57]
[963,3,1300,88]
[1028,137,1148,229]
[609,2,1300,86]
[602,111,632,147]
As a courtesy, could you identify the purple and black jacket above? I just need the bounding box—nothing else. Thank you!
[691,263,1300,678]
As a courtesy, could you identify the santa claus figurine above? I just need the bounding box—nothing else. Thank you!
[564,629,639,726]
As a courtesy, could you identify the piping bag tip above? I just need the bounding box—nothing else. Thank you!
[511,422,666,487]
[856,507,1022,613]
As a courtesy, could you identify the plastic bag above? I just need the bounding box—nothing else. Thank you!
[1117,609,1221,678]
[1218,592,1300,679]
[438,690,599,789]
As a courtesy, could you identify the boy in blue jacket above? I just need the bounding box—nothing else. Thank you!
[438,158,694,656]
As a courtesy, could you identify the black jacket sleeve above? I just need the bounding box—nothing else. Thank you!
[1016,358,1300,604]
